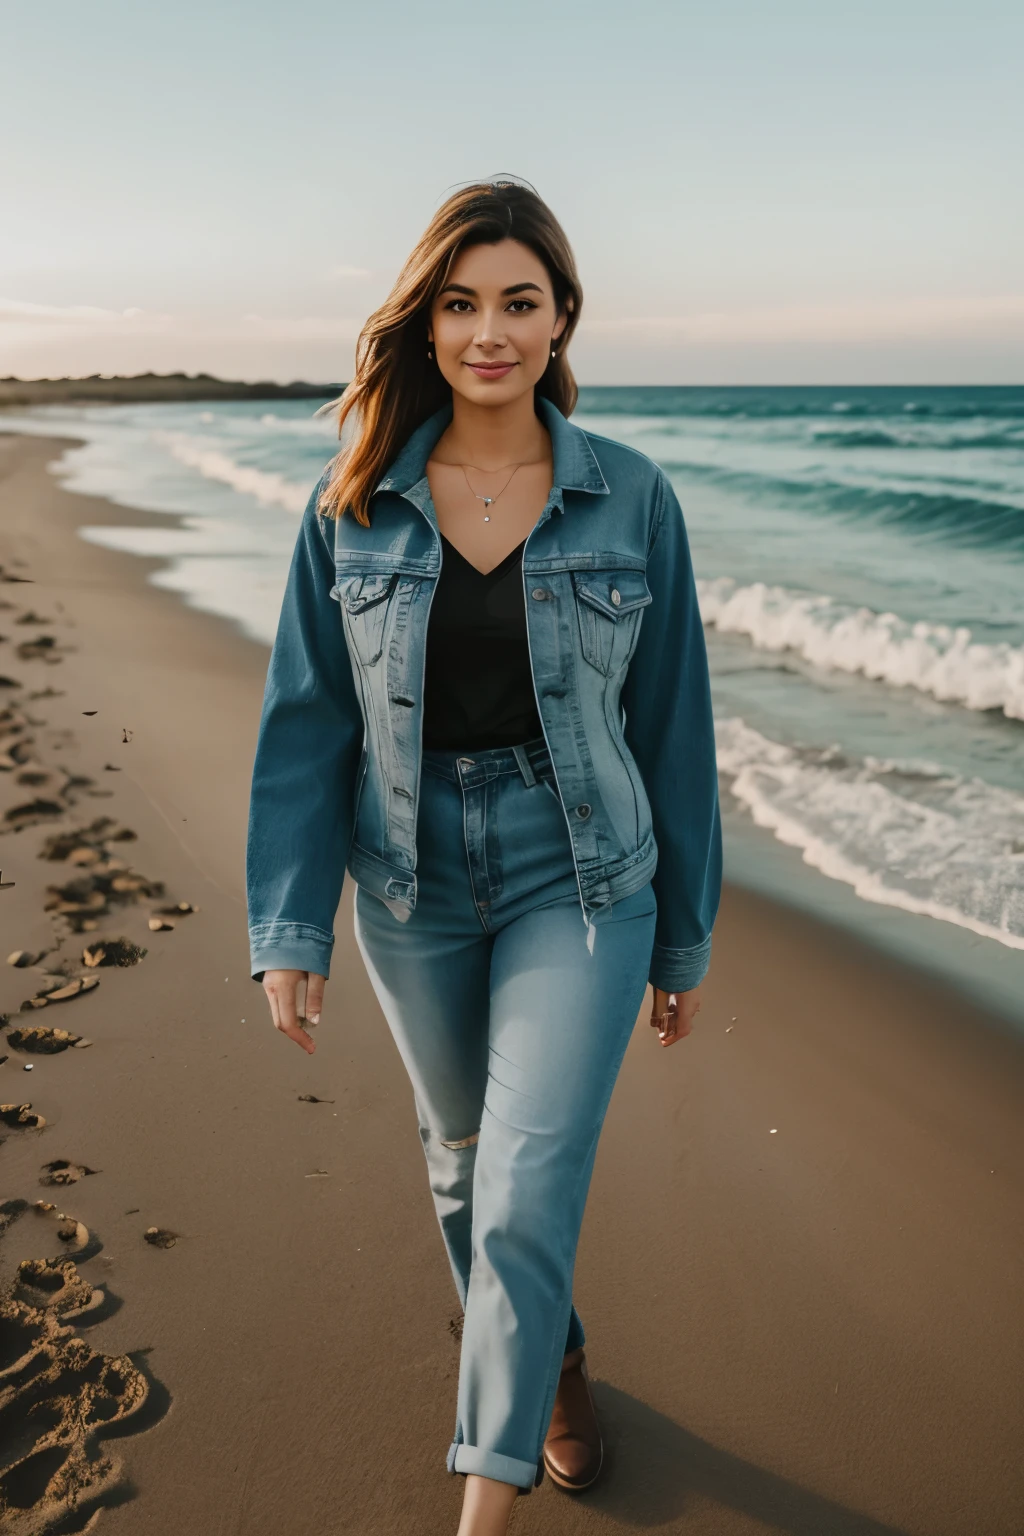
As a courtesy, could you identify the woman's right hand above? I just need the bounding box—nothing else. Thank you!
[262,969,326,1055]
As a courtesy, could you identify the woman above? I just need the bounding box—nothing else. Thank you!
[247,178,721,1536]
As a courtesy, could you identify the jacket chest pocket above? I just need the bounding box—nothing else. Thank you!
[333,571,399,666]
[571,569,653,676]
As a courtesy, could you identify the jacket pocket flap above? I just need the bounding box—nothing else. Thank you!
[572,570,653,620]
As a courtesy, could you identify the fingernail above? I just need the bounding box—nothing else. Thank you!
[308,1012,319,1025]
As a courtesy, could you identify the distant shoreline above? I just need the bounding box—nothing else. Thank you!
[4,377,1022,410]
[0,373,345,406]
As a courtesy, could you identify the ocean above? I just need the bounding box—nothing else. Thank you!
[5,386,1023,1017]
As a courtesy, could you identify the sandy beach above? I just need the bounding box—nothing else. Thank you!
[1,430,1022,1535]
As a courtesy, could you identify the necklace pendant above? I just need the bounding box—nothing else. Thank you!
[482,497,493,506]
[483,514,490,522]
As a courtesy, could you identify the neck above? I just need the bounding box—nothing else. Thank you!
[439,389,550,469]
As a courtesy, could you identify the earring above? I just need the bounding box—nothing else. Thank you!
[551,348,556,358]
[427,346,433,361]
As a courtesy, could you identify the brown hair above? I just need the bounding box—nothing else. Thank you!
[318,179,583,524]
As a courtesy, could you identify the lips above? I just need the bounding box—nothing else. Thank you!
[465,362,517,380]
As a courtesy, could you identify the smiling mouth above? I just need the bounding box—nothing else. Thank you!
[465,361,517,378]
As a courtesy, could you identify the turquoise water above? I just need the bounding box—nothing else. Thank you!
[5,387,1023,1013]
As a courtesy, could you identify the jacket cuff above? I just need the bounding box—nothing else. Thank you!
[249,921,334,983]
[649,935,712,993]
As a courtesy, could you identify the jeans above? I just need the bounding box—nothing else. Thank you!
[353,734,658,1489]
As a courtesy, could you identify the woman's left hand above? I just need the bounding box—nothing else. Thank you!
[650,986,700,1047]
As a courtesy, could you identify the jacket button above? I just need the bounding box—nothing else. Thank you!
[610,588,621,606]
[575,803,592,819]
[531,587,550,601]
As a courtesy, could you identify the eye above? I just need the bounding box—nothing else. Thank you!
[444,299,474,313]
[507,299,538,313]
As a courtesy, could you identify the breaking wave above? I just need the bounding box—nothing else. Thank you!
[157,432,311,514]
[698,578,1024,722]
[716,717,1024,950]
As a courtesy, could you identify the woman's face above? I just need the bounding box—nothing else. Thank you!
[428,238,569,408]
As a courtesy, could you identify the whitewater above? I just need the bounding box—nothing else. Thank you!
[698,576,1024,722]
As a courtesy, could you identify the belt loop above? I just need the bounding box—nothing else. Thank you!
[511,743,537,787]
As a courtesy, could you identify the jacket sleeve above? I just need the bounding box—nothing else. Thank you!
[620,469,722,992]
[246,476,365,981]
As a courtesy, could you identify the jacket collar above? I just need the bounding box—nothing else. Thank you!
[374,394,610,501]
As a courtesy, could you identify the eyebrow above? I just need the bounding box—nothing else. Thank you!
[438,282,545,298]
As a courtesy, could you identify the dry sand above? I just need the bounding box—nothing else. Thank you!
[0,430,1022,1536]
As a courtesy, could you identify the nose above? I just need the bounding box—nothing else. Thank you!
[473,306,507,351]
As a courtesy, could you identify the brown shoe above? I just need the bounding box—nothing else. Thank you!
[542,1347,604,1491]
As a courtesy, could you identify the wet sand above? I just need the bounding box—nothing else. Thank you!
[1,430,1022,1535]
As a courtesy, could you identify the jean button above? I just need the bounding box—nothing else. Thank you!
[610,588,621,606]
[575,803,592,819]
[531,587,550,601]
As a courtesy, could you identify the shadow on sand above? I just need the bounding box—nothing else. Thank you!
[583,1384,912,1534]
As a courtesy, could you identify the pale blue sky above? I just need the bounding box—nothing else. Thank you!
[2,0,1021,382]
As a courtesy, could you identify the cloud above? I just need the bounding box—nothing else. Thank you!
[0,298,165,327]
[580,296,1024,346]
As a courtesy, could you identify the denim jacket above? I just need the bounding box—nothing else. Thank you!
[247,396,722,992]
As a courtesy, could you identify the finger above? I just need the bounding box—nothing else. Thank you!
[658,994,679,1045]
[278,1017,316,1055]
[650,987,670,1029]
[660,1012,684,1046]
[680,997,700,1036]
[265,974,316,1055]
[263,976,283,1028]
[305,972,326,1025]
[277,982,316,1054]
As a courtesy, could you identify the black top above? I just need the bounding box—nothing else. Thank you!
[422,533,544,751]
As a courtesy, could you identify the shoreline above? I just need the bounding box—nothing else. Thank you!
[1,431,1022,1533]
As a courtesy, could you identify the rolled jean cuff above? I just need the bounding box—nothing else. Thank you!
[249,922,334,983]
[649,934,712,993]
[448,1442,538,1489]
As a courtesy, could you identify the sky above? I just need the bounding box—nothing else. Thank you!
[1,0,1022,385]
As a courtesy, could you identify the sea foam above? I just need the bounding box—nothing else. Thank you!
[158,432,311,515]
[716,716,1024,950]
[699,577,1024,722]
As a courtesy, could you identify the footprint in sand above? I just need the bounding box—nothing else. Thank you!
[44,869,165,934]
[0,1104,46,1131]
[3,797,67,833]
[14,635,64,665]
[39,1160,99,1188]
[5,1024,92,1053]
[143,1227,178,1249]
[21,1201,91,1254]
[0,1199,163,1535]
[0,709,95,827]
[147,902,198,932]
[17,977,100,1012]
[41,819,137,861]
[81,937,147,968]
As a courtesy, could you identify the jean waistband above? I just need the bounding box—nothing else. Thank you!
[421,735,553,788]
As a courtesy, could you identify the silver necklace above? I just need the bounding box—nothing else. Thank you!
[459,462,524,522]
